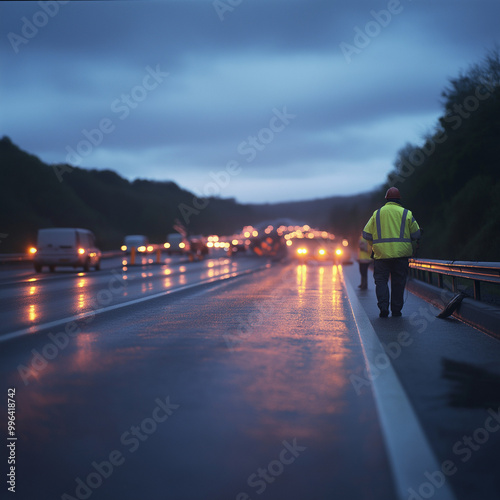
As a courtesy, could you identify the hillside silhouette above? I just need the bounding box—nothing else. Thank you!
[0,137,255,252]
[1,50,499,260]
[0,137,362,253]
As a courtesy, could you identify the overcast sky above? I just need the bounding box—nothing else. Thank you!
[1,1,499,203]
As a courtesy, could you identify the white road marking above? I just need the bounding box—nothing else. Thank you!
[342,268,457,500]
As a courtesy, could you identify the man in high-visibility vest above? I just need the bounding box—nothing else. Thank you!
[362,187,421,317]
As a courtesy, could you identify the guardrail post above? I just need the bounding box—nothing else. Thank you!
[437,274,443,289]
[451,276,456,293]
[473,280,481,301]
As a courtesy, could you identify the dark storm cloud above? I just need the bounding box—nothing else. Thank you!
[1,0,500,202]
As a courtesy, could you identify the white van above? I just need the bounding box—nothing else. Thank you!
[33,228,101,272]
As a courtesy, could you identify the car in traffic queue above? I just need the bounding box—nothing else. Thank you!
[31,227,101,272]
[289,236,352,264]
[227,240,247,256]
[165,233,190,255]
[188,236,209,261]
[121,235,151,254]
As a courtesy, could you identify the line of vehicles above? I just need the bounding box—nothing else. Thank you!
[28,229,213,273]
[217,224,353,264]
[28,224,353,273]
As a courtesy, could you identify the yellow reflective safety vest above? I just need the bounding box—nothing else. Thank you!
[363,202,421,259]
[358,237,372,263]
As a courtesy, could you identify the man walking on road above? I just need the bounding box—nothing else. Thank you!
[362,187,421,317]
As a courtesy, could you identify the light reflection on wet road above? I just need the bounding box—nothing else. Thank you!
[0,254,263,337]
[1,261,397,500]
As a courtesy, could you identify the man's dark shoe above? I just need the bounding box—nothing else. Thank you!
[392,311,402,317]
[379,310,389,318]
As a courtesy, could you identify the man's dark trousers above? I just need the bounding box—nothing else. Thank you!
[373,257,409,314]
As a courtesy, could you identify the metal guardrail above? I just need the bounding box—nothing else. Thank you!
[0,253,28,263]
[0,250,123,264]
[409,258,500,301]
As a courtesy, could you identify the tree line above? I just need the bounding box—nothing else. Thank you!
[330,48,500,262]
[0,137,253,252]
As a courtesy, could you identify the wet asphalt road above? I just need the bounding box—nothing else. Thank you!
[1,257,396,500]
[3,255,500,500]
[343,264,500,500]
[0,253,266,338]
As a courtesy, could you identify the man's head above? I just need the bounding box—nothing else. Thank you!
[385,187,401,201]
